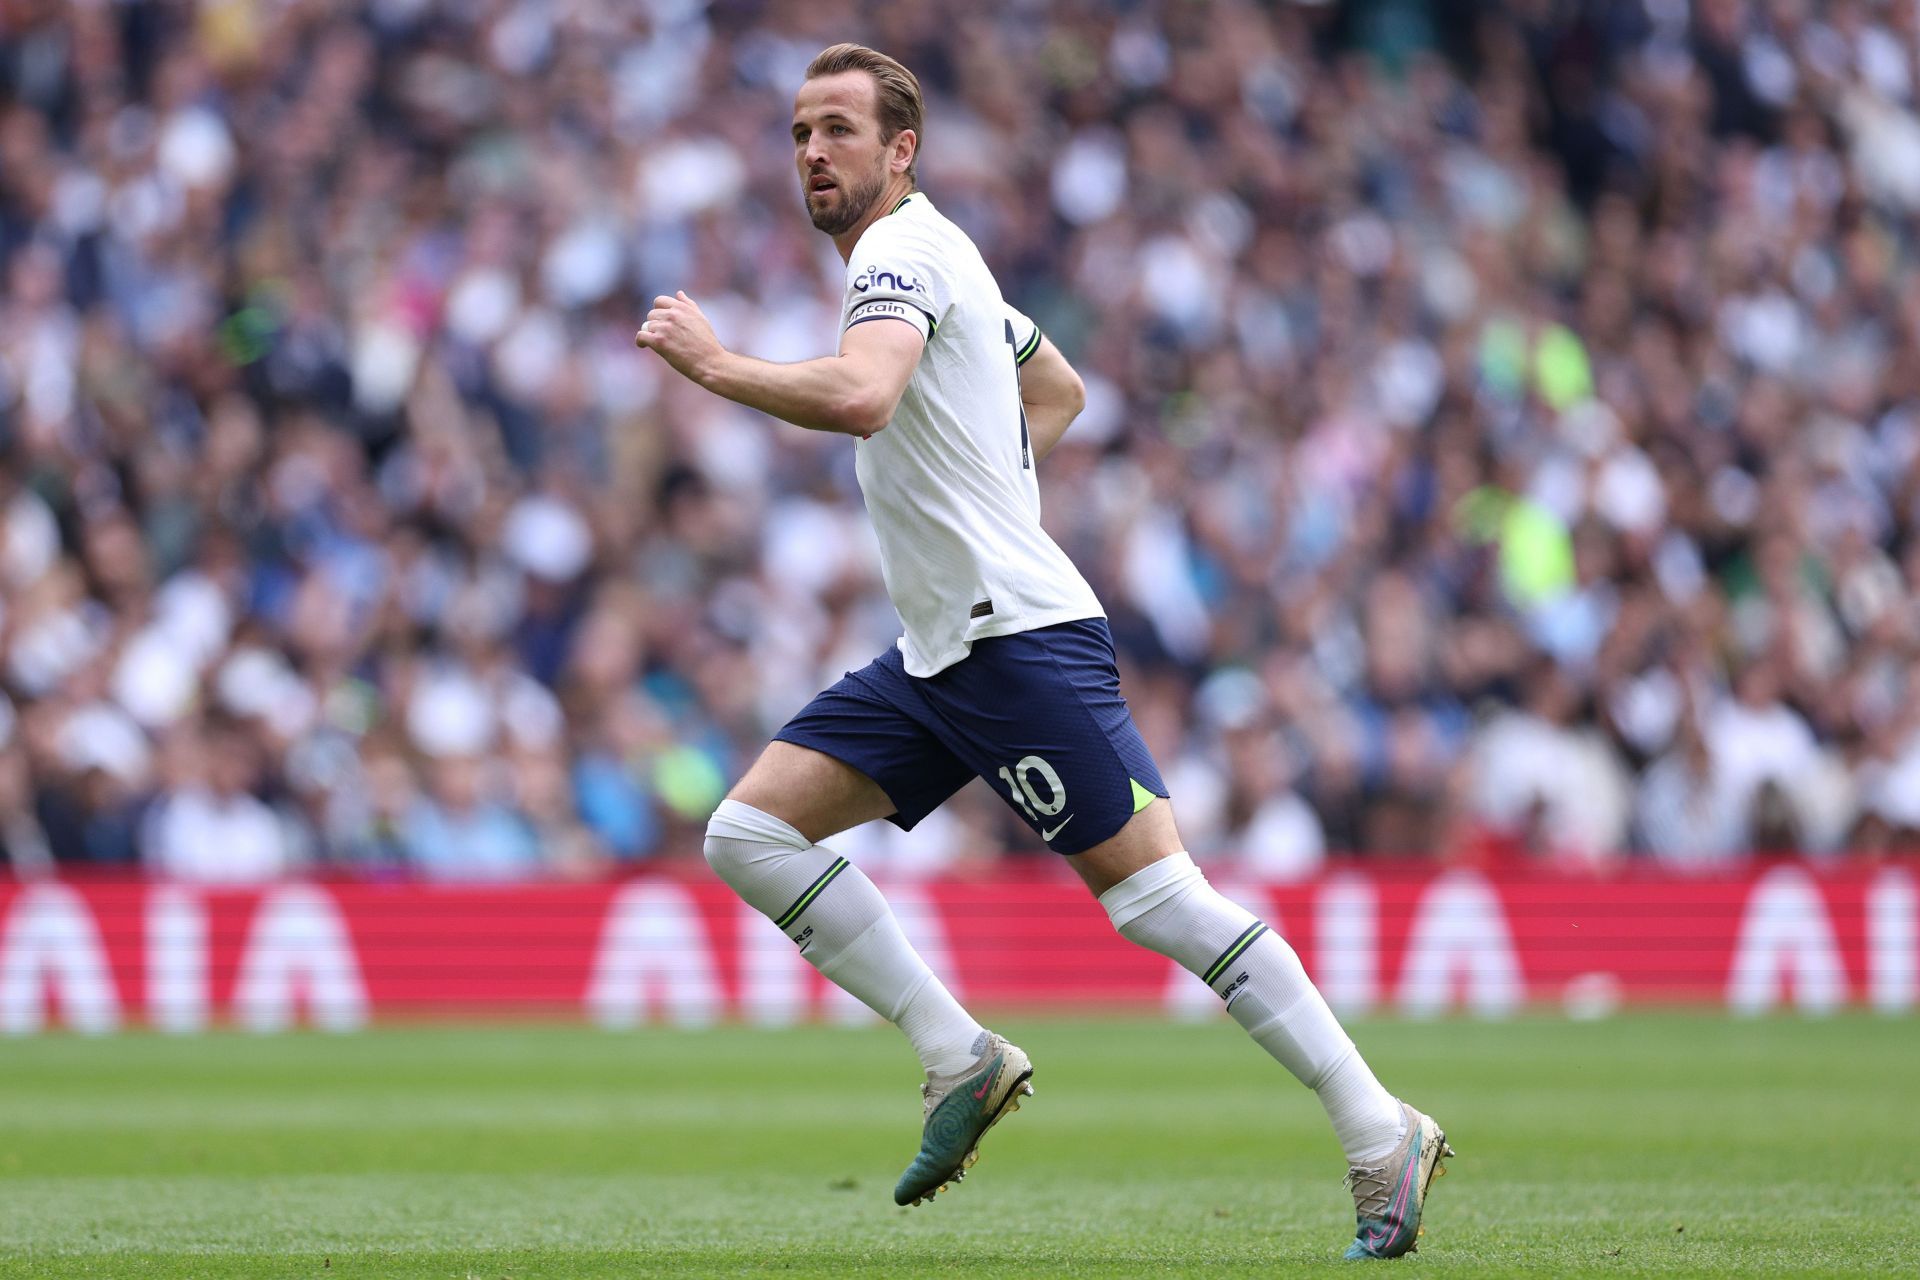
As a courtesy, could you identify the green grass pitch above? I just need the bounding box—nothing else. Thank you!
[0,1014,1913,1277]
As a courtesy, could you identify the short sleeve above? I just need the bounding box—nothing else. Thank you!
[843,225,949,345]
[1005,302,1042,366]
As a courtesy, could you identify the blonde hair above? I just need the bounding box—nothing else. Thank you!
[805,43,924,181]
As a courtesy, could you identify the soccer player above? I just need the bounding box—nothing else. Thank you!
[633,43,1452,1259]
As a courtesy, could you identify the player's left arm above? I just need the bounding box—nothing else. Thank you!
[1019,335,1086,463]
[634,291,921,436]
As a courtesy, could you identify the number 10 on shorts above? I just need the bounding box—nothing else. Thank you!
[998,755,1066,822]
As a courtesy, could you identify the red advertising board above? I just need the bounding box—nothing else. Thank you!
[1,860,1913,1031]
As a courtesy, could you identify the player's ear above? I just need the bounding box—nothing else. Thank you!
[891,129,917,175]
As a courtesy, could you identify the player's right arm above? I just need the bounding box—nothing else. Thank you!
[635,290,921,436]
[1018,335,1085,462]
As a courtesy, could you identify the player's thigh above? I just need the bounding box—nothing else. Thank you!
[739,649,975,845]
[727,740,896,844]
[1064,796,1186,896]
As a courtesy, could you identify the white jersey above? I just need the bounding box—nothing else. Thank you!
[839,192,1104,677]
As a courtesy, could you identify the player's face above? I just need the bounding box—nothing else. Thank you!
[792,72,892,235]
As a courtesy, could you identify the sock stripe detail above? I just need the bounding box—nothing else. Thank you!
[775,857,850,930]
[1202,922,1268,987]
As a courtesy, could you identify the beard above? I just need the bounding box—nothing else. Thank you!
[805,164,886,235]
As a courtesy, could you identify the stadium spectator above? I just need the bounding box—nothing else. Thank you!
[1635,711,1745,869]
[1469,660,1632,866]
[401,754,542,882]
[0,744,54,877]
[142,717,295,884]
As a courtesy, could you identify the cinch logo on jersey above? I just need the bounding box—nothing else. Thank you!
[852,265,927,295]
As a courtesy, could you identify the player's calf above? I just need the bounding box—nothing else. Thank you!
[1097,852,1402,1161]
[703,799,984,1078]
[1098,852,1452,1255]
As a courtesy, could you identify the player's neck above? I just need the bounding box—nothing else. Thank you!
[832,177,918,262]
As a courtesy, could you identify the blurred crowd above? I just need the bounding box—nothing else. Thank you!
[5,0,1920,884]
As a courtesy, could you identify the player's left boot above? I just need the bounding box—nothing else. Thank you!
[1342,1101,1454,1260]
[893,1032,1033,1206]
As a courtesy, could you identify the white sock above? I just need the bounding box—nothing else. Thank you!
[704,799,985,1076]
[1099,852,1404,1163]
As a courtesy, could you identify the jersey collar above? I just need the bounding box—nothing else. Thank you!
[889,191,920,215]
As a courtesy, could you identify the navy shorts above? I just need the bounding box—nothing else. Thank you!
[774,618,1168,855]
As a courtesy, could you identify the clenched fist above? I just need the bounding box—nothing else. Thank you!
[634,291,724,384]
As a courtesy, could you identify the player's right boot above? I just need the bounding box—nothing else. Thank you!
[893,1032,1033,1206]
[1341,1102,1454,1260]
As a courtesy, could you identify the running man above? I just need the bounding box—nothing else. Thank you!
[633,42,1451,1259]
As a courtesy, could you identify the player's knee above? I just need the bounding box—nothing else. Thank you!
[700,817,753,883]
[1097,851,1206,936]
[701,825,741,882]
[703,798,809,884]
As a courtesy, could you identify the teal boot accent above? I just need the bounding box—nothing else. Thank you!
[1342,1105,1454,1260]
[894,1034,1033,1206]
